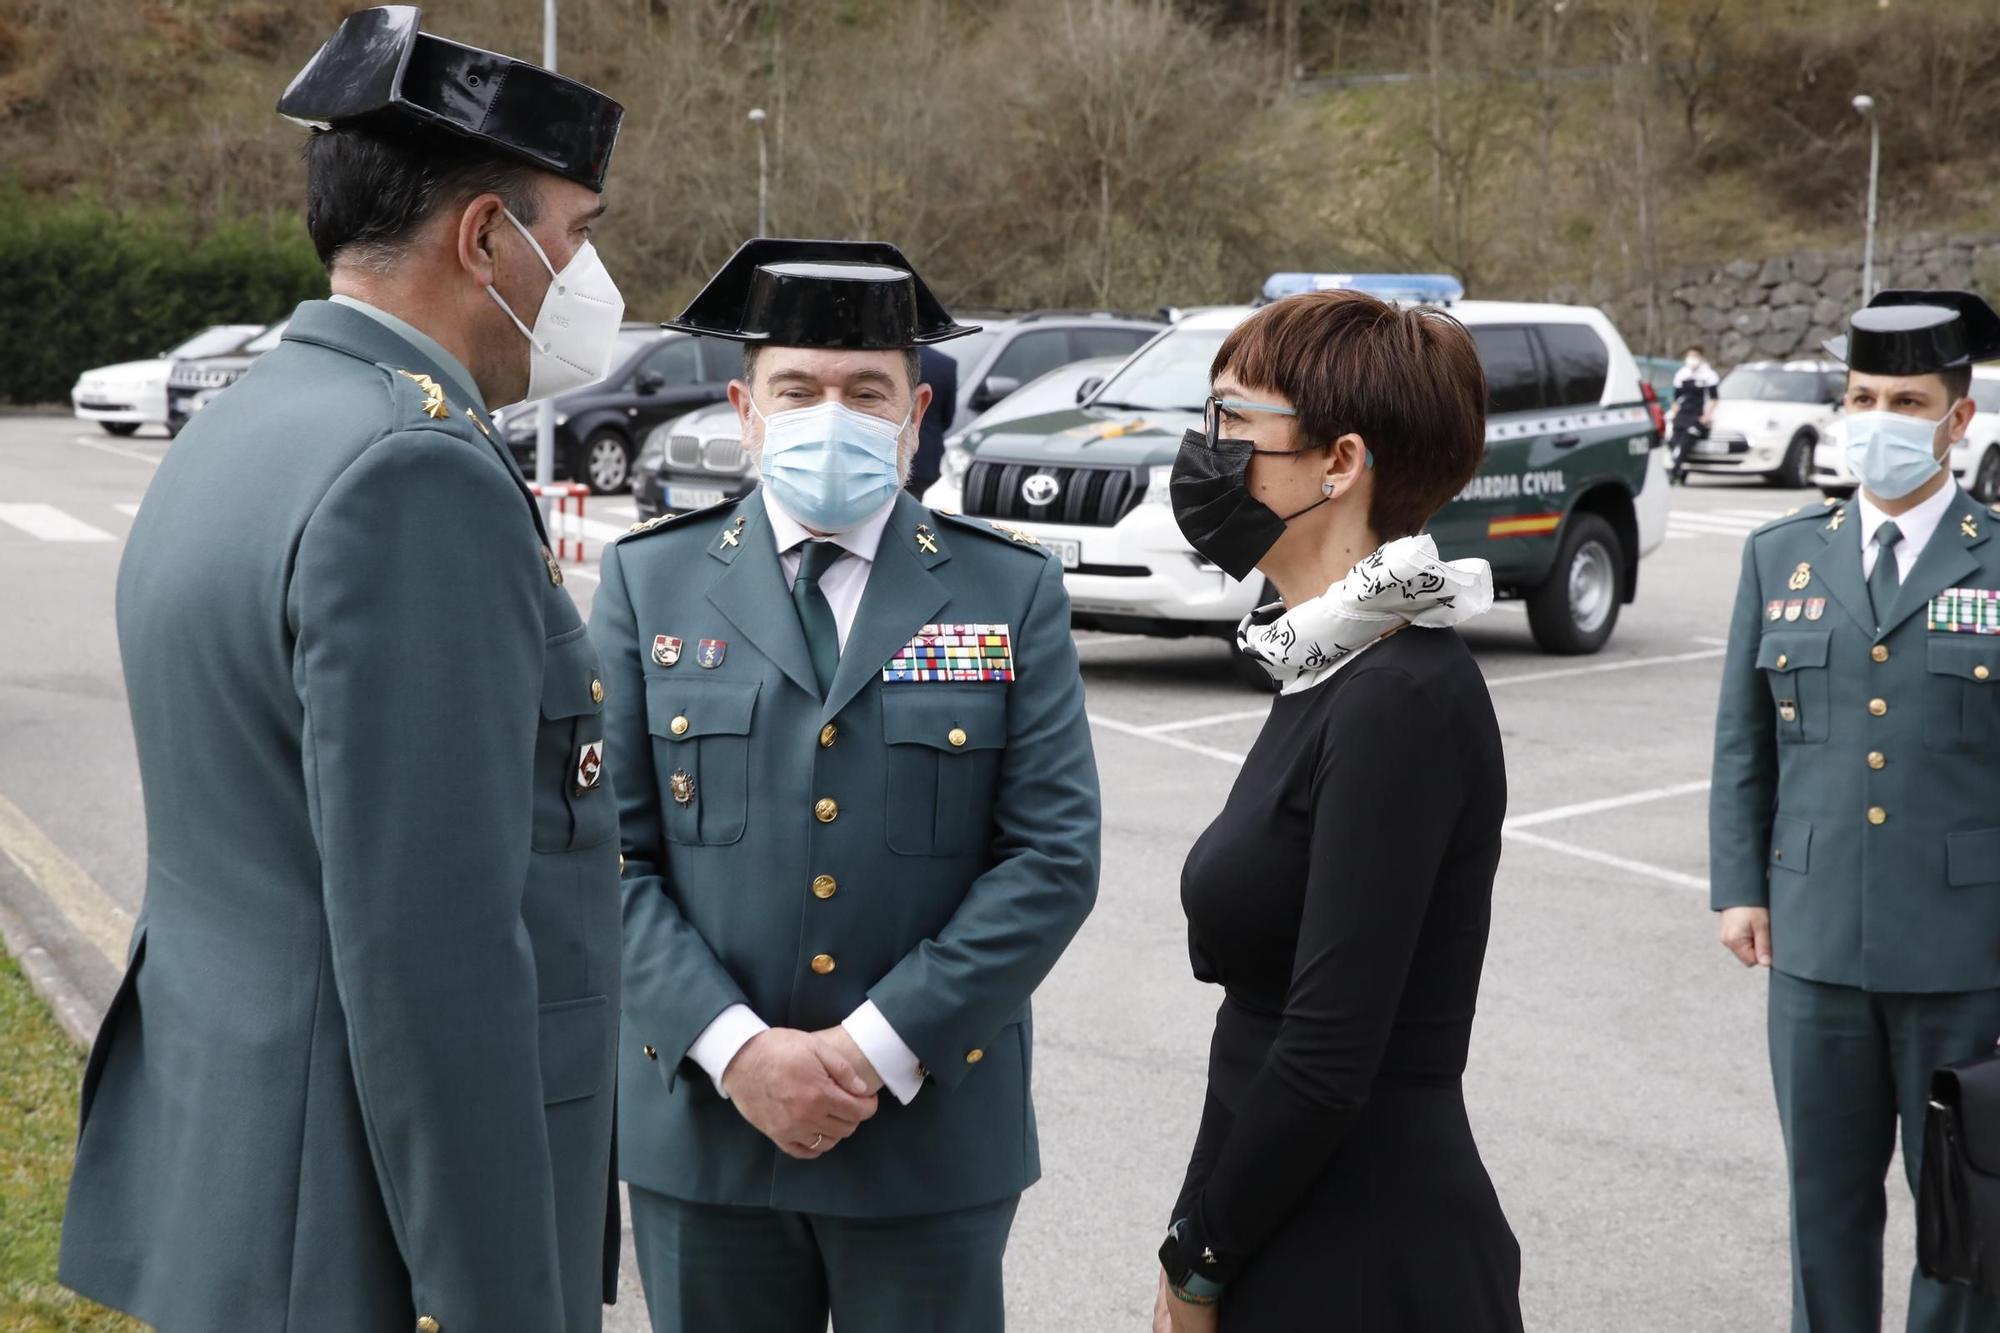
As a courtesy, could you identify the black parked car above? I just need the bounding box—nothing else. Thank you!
[495,327,739,494]
[166,320,289,433]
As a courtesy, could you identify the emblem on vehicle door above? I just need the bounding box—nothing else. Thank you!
[1021,473,1062,507]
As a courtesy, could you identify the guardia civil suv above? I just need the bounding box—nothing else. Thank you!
[924,276,1669,678]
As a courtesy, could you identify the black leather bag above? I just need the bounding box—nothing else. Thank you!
[1919,1052,2000,1297]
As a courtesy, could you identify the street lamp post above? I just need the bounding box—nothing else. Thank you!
[748,108,769,237]
[1853,94,1880,305]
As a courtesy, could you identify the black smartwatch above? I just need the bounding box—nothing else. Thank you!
[1159,1220,1226,1305]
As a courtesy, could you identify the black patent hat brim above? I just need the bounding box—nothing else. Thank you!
[664,238,981,347]
[1826,289,2000,375]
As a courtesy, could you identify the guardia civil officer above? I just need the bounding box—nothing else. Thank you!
[590,239,1102,1333]
[59,9,628,1330]
[1711,289,2000,1333]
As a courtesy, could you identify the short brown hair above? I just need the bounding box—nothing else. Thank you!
[1213,291,1487,539]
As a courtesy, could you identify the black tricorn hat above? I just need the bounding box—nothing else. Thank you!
[664,239,980,348]
[1825,289,2000,375]
[277,6,623,192]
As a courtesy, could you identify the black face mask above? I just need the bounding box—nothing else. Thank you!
[1168,428,1329,581]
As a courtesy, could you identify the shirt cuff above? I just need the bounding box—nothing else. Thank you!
[686,1004,769,1099]
[842,1001,924,1105]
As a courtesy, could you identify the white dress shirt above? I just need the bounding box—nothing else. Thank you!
[1856,478,1959,581]
[684,489,928,1106]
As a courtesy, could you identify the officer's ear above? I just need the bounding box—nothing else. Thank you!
[456,194,511,287]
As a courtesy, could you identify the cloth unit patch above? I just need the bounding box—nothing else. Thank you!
[883,623,1015,682]
[1929,588,2000,635]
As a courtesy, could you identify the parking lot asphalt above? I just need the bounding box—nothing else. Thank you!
[0,412,1909,1330]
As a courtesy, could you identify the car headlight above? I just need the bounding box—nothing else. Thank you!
[1142,464,1175,503]
[941,436,973,485]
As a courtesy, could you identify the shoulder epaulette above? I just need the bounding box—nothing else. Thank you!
[1750,497,1839,538]
[933,509,1056,558]
[616,496,743,544]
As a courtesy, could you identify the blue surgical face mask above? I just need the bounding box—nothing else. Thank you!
[1844,403,1955,501]
[752,399,910,533]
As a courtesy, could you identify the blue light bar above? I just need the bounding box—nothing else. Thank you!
[1259,272,1465,306]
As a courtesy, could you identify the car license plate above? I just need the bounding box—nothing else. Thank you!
[668,485,726,510]
[1694,439,1730,455]
[1042,537,1081,570]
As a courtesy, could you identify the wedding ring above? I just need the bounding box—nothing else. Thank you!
[810,1133,824,1150]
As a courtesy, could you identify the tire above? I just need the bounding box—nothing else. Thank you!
[1526,513,1624,656]
[1766,430,1814,489]
[99,421,140,437]
[579,429,632,495]
[1229,579,1284,693]
[1976,447,2000,505]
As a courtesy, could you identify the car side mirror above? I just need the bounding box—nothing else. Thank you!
[971,375,1021,412]
[1075,376,1104,404]
[636,371,667,395]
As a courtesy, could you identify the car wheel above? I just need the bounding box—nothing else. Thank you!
[1230,579,1284,693]
[1976,447,2000,505]
[1767,431,1814,488]
[1526,513,1623,656]
[580,429,632,495]
[100,421,141,437]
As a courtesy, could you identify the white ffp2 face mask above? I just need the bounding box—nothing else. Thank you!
[485,208,625,405]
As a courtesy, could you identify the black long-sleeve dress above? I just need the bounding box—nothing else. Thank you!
[1171,626,1523,1331]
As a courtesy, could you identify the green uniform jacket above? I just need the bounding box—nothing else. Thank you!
[1710,491,2000,992]
[59,300,622,1331]
[592,490,1101,1218]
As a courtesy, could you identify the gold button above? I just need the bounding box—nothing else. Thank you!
[1871,645,1889,663]
[1776,654,1789,670]
[590,678,605,703]
[671,715,690,736]
[1978,665,1993,681]
[811,953,837,975]
[417,1319,441,1333]
[820,723,839,748]
[1867,751,1886,770]
[619,854,626,871]
[1773,850,1783,863]
[811,875,838,900]
[643,1044,657,1061]
[948,728,968,748]
[1868,806,1887,826]
[1869,698,1887,717]
[965,1049,984,1065]
[815,797,839,823]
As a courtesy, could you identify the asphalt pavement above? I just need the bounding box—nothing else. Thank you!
[0,411,1913,1331]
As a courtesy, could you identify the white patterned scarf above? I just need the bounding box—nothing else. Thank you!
[1235,535,1495,694]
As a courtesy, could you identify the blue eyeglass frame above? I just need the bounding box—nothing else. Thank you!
[1203,394,1374,467]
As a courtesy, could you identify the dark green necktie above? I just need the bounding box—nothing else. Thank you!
[792,540,844,696]
[1867,520,1903,632]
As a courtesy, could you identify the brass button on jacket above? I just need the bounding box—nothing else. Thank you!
[643,1044,658,1061]
[1871,645,1889,664]
[820,723,839,748]
[1869,698,1888,717]
[670,714,690,736]
[1776,654,1789,670]
[811,875,838,900]
[1868,806,1888,826]
[948,727,968,748]
[965,1048,984,1065]
[417,1319,441,1333]
[1867,751,1886,771]
[815,797,839,823]
[811,953,837,975]
[1979,665,1993,681]
[590,677,605,703]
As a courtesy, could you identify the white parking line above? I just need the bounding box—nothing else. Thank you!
[1074,634,1152,649]
[1502,779,1711,831]
[0,504,116,542]
[1482,646,1724,688]
[1502,828,1709,892]
[1088,713,1246,764]
[72,436,164,467]
[113,503,141,518]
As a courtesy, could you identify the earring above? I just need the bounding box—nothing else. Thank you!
[1321,480,1336,497]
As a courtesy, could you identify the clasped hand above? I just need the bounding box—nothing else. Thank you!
[720,1027,883,1160]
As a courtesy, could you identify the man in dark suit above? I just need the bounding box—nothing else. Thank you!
[908,342,959,497]
[59,9,628,1330]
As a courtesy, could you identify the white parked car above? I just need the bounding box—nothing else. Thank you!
[930,355,1127,497]
[1679,360,1845,488]
[71,324,262,436]
[1813,363,2000,501]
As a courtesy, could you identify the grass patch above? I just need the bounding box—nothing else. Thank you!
[0,950,143,1331]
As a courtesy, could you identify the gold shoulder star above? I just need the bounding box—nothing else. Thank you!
[394,368,450,420]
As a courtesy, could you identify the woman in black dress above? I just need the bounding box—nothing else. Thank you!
[1153,289,1523,1332]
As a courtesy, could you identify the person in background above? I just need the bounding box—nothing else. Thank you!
[1668,343,1720,484]
[1710,289,2000,1333]
[58,9,628,1330]
[1154,289,1522,1332]
[907,343,959,498]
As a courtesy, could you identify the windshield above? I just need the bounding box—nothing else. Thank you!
[614,329,661,366]
[169,326,257,359]
[1718,368,1833,403]
[245,321,289,354]
[935,330,998,374]
[1090,326,1229,411]
[970,358,1121,432]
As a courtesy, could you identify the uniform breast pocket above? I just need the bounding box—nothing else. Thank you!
[646,677,759,846]
[1757,631,1832,744]
[882,688,1009,857]
[1924,638,2000,750]
[533,628,617,853]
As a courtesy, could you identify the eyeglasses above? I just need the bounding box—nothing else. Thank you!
[1202,393,1374,467]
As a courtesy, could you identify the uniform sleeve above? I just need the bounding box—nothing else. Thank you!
[1174,668,1460,1281]
[591,539,758,1079]
[290,432,563,1324]
[866,553,1102,1091]
[1709,536,1778,910]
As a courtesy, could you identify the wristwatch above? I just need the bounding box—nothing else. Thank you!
[1158,1219,1226,1306]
